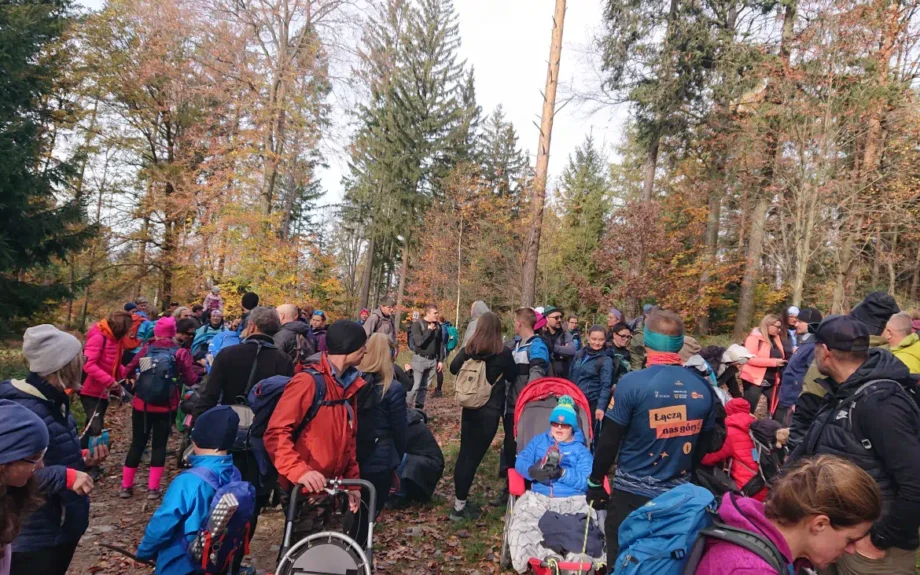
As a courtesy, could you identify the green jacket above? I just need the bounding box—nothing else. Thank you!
[891,332,920,374]
[800,335,890,400]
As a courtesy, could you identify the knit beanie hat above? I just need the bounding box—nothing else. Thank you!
[798,307,823,333]
[326,320,368,355]
[0,400,49,465]
[192,406,240,451]
[549,395,579,430]
[849,292,899,336]
[22,325,83,376]
[241,292,260,311]
[787,306,800,317]
[154,316,177,339]
[534,311,547,331]
[124,302,137,312]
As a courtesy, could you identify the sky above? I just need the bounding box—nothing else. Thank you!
[76,0,628,205]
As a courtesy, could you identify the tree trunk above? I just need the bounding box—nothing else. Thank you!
[359,232,375,311]
[872,226,881,287]
[135,215,150,300]
[733,196,770,339]
[887,229,898,295]
[395,238,409,309]
[521,0,566,307]
[697,190,721,335]
[455,214,463,323]
[911,239,920,302]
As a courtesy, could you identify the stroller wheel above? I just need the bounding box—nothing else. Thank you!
[276,531,371,575]
[500,494,515,570]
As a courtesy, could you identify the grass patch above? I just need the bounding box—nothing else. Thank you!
[0,347,27,380]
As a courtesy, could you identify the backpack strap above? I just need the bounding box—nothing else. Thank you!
[185,467,222,491]
[239,340,268,402]
[697,523,789,574]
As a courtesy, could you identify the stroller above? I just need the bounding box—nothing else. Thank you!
[500,377,606,575]
[272,478,376,575]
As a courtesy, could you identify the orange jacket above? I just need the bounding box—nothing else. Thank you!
[739,329,785,387]
[264,354,366,487]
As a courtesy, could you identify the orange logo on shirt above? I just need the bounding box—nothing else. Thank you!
[648,406,686,427]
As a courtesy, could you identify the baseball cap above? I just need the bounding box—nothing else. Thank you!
[814,315,870,352]
[797,307,823,332]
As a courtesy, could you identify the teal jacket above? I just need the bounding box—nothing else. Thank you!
[137,454,238,575]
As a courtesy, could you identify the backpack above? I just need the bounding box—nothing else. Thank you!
[455,358,491,408]
[295,332,316,366]
[135,346,180,407]
[123,313,147,350]
[735,431,783,497]
[185,466,256,574]
[445,324,459,353]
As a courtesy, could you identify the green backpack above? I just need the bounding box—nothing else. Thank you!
[445,324,460,353]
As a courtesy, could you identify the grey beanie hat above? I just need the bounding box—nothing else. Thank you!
[22,325,83,376]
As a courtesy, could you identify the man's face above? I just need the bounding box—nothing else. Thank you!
[424,308,439,322]
[136,300,149,313]
[815,343,832,376]
[345,345,367,368]
[567,317,578,331]
[380,305,394,317]
[176,328,195,347]
[546,312,563,330]
[360,311,369,321]
[796,319,810,335]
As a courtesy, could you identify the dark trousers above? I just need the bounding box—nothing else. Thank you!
[125,409,171,468]
[436,369,444,392]
[454,406,502,500]
[354,469,393,548]
[79,395,109,449]
[232,449,273,571]
[742,381,777,415]
[10,540,79,575]
[605,489,652,566]
[773,405,791,425]
[499,411,516,479]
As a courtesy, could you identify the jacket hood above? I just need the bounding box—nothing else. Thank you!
[281,321,311,336]
[725,397,752,416]
[187,453,238,482]
[470,301,490,320]
[833,347,911,395]
[717,494,793,562]
[95,320,116,341]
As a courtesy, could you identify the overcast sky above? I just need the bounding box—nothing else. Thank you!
[76,0,627,205]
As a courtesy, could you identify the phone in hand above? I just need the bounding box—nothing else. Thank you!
[89,429,110,451]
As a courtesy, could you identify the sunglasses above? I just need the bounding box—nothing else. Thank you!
[184,331,195,337]
[550,422,571,428]
[548,315,563,321]
[313,310,325,316]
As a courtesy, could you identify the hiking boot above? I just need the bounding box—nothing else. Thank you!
[119,487,133,499]
[489,488,509,507]
[432,389,443,398]
[449,504,481,521]
[146,488,161,500]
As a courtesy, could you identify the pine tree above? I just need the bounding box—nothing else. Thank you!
[479,105,529,199]
[0,0,95,324]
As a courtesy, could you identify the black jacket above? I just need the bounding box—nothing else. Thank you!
[790,349,920,551]
[449,346,515,411]
[196,333,294,415]
[273,321,314,363]
[411,320,443,360]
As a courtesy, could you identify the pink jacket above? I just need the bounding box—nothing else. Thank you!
[125,338,198,413]
[694,494,797,575]
[739,329,785,387]
[81,322,126,399]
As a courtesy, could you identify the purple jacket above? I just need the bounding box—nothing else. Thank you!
[694,494,795,575]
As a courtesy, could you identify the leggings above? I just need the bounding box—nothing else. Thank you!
[454,406,502,501]
[10,540,79,575]
[742,381,777,416]
[79,395,109,449]
[124,409,172,469]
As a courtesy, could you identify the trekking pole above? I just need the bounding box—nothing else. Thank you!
[99,543,155,567]
[579,500,594,575]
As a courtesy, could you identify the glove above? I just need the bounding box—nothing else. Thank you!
[548,466,563,480]
[528,463,553,484]
[585,477,608,508]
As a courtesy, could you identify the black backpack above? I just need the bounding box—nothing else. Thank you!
[135,346,180,407]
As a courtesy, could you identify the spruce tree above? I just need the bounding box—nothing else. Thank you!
[0,0,94,323]
[478,105,529,199]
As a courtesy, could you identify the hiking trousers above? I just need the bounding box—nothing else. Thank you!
[454,405,502,501]
[124,409,171,468]
[409,354,437,408]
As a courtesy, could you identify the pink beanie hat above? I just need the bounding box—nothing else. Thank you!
[154,316,177,339]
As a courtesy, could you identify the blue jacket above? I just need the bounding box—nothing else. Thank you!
[0,375,89,551]
[778,340,816,409]
[568,348,613,407]
[515,429,593,497]
[137,454,238,575]
[191,323,226,357]
[359,372,409,474]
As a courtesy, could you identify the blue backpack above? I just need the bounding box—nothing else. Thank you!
[135,346,179,407]
[206,331,241,373]
[185,466,256,574]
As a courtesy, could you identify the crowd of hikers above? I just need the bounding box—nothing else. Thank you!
[0,285,920,575]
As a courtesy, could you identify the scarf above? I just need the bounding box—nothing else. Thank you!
[646,351,684,366]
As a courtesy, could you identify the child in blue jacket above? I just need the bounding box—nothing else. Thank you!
[137,406,241,575]
[515,395,593,497]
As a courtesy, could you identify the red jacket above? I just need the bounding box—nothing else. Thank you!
[125,338,198,413]
[701,398,767,501]
[264,354,366,487]
[81,321,126,399]
[739,328,785,387]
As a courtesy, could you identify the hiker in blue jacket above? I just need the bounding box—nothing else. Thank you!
[137,406,241,575]
[567,326,613,421]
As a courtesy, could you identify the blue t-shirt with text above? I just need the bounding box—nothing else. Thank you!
[606,364,715,498]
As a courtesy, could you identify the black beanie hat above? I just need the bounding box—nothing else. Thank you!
[192,406,240,451]
[241,292,260,311]
[848,292,899,336]
[798,307,823,333]
[326,320,368,355]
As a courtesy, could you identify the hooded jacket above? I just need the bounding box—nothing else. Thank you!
[462,301,490,347]
[568,348,613,408]
[357,371,408,474]
[791,348,920,550]
[273,320,313,362]
[694,494,795,575]
[891,332,920,374]
[0,375,89,551]
[363,308,397,350]
[264,353,366,487]
[514,429,592,497]
[739,328,785,387]
[136,454,238,575]
[700,398,766,501]
[81,321,126,399]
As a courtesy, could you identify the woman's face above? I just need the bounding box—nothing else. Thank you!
[550,422,574,442]
[768,321,782,337]
[588,331,606,351]
[613,329,633,348]
[802,518,873,569]
[3,451,45,488]
[210,313,223,327]
[567,317,578,330]
[311,315,325,329]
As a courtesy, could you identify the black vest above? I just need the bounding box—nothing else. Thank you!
[804,379,919,502]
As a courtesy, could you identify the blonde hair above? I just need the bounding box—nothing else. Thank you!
[45,353,85,392]
[172,306,191,319]
[758,314,781,341]
[359,333,394,395]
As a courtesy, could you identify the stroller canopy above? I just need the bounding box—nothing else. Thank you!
[513,378,592,453]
